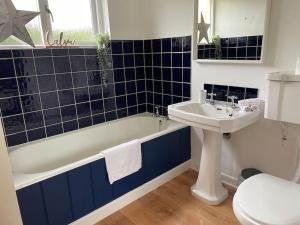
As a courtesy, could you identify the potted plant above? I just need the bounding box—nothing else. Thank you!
[95,33,112,86]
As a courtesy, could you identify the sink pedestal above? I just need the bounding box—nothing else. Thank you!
[191,130,228,205]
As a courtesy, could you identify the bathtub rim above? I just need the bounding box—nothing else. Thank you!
[12,114,187,190]
[8,112,157,152]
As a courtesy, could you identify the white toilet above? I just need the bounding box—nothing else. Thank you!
[233,173,300,225]
[233,72,300,224]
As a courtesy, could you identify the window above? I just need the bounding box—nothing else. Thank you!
[0,0,109,48]
[47,0,95,44]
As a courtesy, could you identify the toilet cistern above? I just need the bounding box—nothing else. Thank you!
[168,100,260,205]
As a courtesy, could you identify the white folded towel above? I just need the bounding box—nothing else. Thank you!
[102,139,142,184]
[238,98,260,112]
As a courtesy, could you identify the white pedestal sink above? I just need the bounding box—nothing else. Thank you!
[168,101,260,205]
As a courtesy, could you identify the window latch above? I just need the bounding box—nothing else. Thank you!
[45,6,54,22]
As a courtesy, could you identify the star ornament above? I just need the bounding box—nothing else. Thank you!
[198,12,210,44]
[0,0,40,47]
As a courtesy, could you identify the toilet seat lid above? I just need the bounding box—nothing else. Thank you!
[234,173,300,225]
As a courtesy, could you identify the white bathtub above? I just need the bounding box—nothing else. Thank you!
[9,113,186,190]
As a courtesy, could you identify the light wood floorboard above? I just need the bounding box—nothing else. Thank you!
[95,170,240,225]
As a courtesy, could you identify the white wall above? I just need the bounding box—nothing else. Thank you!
[0,122,22,225]
[107,0,148,40]
[107,0,300,183]
[107,0,193,40]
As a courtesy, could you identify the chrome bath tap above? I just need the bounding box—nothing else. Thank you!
[153,106,160,117]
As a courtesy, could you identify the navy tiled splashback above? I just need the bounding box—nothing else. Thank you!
[198,35,263,60]
[0,36,191,147]
[145,36,191,115]
[204,83,258,103]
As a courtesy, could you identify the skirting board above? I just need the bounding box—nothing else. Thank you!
[70,160,192,225]
[189,163,239,188]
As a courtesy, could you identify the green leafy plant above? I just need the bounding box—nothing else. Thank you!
[95,33,111,86]
[212,35,222,59]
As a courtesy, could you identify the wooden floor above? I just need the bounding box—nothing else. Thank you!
[95,170,240,225]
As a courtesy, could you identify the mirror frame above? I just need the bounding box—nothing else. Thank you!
[192,0,271,64]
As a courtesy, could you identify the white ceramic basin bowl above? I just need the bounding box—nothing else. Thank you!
[168,101,260,133]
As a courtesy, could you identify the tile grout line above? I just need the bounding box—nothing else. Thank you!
[11,49,29,143]
[67,49,80,131]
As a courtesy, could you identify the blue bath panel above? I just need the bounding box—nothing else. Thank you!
[90,159,114,208]
[17,183,48,225]
[41,173,73,225]
[112,169,145,198]
[67,164,95,220]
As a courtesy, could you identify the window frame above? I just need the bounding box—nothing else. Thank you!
[0,0,109,49]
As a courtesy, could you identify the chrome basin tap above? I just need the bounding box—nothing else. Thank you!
[207,93,216,104]
[227,95,238,108]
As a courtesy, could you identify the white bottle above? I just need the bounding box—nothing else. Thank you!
[199,89,207,104]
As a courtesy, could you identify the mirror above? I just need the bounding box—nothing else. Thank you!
[194,0,270,63]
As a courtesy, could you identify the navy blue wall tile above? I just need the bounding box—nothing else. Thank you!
[43,108,61,125]
[0,50,12,58]
[0,59,15,78]
[63,120,78,132]
[70,56,86,72]
[123,41,134,54]
[61,105,77,122]
[40,92,59,109]
[152,39,161,53]
[13,49,33,58]
[76,102,91,118]
[53,56,71,73]
[213,85,228,101]
[204,83,259,102]
[38,75,57,92]
[21,94,41,112]
[14,58,36,77]
[144,40,152,53]
[134,40,144,53]
[18,76,39,95]
[56,73,73,89]
[24,111,44,130]
[3,115,25,135]
[78,116,92,128]
[59,89,75,106]
[6,131,27,146]
[46,124,63,137]
[35,57,54,75]
[0,78,19,98]
[0,97,22,116]
[198,35,263,60]
[0,36,190,146]
[27,127,46,141]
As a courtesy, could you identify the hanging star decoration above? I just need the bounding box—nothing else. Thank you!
[0,0,40,47]
[198,12,210,44]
